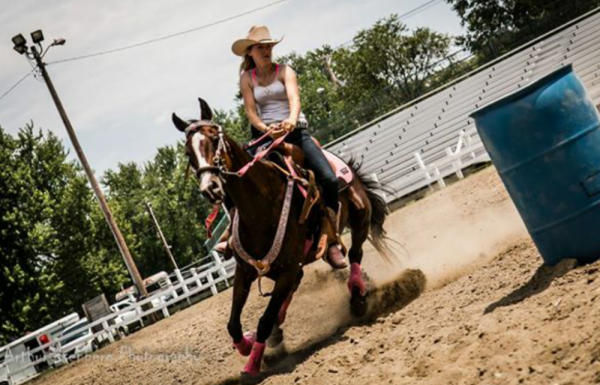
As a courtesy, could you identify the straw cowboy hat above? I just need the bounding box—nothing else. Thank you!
[231,25,283,56]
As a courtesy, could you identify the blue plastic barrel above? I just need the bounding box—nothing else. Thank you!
[471,65,600,265]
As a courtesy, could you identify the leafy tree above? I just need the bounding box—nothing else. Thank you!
[0,124,128,345]
[446,0,600,59]
[341,16,452,103]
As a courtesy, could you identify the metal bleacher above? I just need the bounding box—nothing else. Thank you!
[326,8,600,203]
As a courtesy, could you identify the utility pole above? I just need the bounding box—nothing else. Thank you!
[144,200,179,270]
[144,200,188,301]
[11,31,148,299]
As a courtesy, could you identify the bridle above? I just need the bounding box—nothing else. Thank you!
[184,121,236,180]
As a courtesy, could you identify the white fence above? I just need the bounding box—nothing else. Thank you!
[0,253,235,385]
[327,7,600,202]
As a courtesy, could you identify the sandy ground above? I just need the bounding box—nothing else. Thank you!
[30,165,600,385]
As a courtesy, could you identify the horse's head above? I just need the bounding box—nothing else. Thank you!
[172,98,226,205]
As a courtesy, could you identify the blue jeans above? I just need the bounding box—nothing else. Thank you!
[250,127,339,211]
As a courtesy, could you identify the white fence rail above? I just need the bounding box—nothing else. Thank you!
[327,7,600,202]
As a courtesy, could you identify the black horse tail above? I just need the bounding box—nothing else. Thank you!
[347,158,397,263]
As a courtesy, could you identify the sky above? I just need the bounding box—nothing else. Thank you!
[0,0,465,175]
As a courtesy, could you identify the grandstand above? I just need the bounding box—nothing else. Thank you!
[326,8,600,203]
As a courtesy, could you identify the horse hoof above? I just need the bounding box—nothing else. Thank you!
[350,286,368,318]
[266,323,284,348]
[240,371,263,385]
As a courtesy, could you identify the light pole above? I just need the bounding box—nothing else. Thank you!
[144,200,179,270]
[11,30,149,300]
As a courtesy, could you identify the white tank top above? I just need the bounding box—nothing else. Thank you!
[252,65,307,126]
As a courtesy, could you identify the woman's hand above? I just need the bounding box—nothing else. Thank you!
[268,123,286,139]
[279,118,296,133]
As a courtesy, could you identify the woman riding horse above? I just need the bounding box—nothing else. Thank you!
[233,25,346,269]
[170,26,393,378]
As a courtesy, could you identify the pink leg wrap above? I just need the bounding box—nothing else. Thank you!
[348,263,367,296]
[233,331,256,357]
[243,342,266,376]
[278,292,294,325]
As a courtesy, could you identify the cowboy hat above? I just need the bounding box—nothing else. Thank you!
[231,25,283,56]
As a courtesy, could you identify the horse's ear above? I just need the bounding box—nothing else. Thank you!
[172,113,188,132]
[198,98,213,122]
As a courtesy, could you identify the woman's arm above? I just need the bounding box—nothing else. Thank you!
[240,72,269,133]
[280,65,301,131]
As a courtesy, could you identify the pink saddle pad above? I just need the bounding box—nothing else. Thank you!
[323,150,353,185]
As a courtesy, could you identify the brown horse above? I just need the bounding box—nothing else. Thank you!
[172,98,393,376]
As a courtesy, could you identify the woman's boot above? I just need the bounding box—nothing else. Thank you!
[324,207,347,269]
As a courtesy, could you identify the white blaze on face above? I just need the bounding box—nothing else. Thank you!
[190,132,214,191]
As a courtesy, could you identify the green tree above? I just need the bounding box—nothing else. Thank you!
[0,124,128,344]
[446,0,600,59]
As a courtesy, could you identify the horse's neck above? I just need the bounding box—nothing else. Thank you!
[223,136,285,227]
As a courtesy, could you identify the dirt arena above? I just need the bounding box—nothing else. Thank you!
[31,166,600,384]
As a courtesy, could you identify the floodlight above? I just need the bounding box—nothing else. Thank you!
[12,34,27,55]
[13,44,27,54]
[31,30,44,44]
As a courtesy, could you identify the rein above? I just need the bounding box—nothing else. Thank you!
[189,124,289,179]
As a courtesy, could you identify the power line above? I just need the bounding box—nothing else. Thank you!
[1,0,444,103]
[0,71,34,103]
[47,0,291,65]
[400,0,444,19]
[333,0,445,50]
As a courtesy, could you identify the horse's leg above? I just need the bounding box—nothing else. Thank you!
[228,267,255,356]
[268,269,304,348]
[243,273,296,376]
[347,195,370,317]
[278,269,303,325]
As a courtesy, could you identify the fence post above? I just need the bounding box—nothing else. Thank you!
[464,131,477,160]
[191,268,201,288]
[414,152,433,187]
[207,272,218,296]
[102,320,115,343]
[212,251,229,288]
[175,268,191,305]
[160,297,170,318]
[432,165,446,188]
[5,352,12,385]
[165,275,178,299]
[136,303,145,328]
[445,147,464,179]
